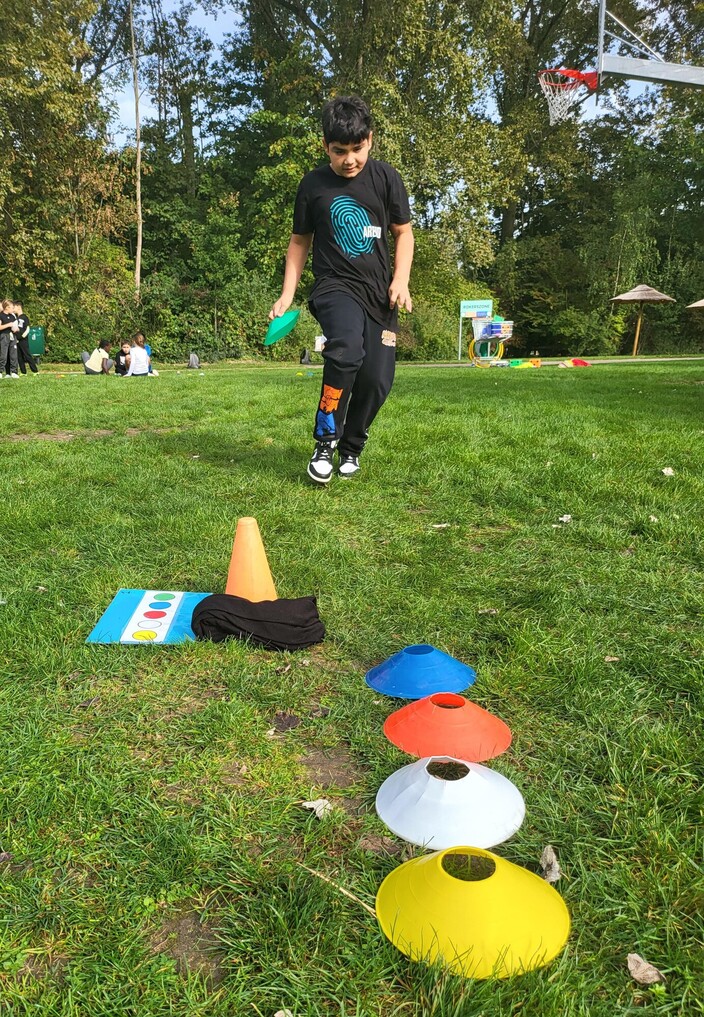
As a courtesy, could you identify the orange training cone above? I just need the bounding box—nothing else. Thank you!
[225,517,278,601]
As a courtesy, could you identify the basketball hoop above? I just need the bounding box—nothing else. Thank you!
[538,68,599,125]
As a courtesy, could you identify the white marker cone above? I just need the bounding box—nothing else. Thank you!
[376,756,525,851]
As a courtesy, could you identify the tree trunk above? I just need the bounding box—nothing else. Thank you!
[180,88,197,200]
[500,200,518,247]
[129,0,143,298]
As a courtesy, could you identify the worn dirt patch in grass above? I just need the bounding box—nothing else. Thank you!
[357,834,403,856]
[298,744,365,790]
[17,952,69,982]
[7,431,77,442]
[149,909,226,985]
[220,760,250,788]
[158,781,203,807]
[5,426,188,442]
[337,795,368,817]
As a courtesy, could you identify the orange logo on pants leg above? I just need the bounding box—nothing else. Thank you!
[319,385,343,412]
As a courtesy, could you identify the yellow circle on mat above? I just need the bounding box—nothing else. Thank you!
[133,630,157,641]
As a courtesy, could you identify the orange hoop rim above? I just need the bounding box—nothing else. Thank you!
[538,68,599,92]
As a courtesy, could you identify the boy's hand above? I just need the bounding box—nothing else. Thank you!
[389,280,412,313]
[269,296,293,320]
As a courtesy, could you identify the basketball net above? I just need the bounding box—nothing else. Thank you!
[538,69,598,125]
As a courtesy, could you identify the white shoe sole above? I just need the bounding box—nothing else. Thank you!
[338,458,361,478]
[307,464,333,484]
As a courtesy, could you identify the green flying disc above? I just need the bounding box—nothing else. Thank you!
[264,309,300,346]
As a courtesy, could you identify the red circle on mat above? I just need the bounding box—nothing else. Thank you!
[144,610,168,619]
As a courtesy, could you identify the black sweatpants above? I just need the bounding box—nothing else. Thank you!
[17,338,38,374]
[309,291,396,457]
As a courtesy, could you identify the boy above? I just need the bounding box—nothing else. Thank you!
[13,302,38,374]
[0,299,19,378]
[269,95,414,484]
[114,341,132,376]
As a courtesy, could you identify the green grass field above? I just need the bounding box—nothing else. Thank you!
[0,362,702,1016]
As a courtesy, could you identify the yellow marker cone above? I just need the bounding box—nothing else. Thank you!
[376,846,570,979]
[225,517,277,601]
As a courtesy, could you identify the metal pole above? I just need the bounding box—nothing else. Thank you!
[597,0,606,82]
[458,314,463,361]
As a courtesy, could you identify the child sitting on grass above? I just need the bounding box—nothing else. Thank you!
[114,341,132,376]
[126,333,158,377]
[82,341,114,375]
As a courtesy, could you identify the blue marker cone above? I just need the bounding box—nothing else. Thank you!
[365,644,476,700]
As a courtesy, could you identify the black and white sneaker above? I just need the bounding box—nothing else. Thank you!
[307,441,337,484]
[338,453,360,478]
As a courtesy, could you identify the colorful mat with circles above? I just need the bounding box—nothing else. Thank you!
[86,589,210,644]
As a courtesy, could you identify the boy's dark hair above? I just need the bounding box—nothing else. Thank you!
[321,96,373,144]
[99,340,112,350]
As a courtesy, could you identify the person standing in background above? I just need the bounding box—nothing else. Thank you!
[13,302,38,375]
[0,299,19,378]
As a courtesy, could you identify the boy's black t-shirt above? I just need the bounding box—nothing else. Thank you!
[115,350,130,375]
[292,158,411,328]
[16,314,29,339]
[0,312,16,334]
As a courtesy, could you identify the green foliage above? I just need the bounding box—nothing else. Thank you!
[1,365,703,1014]
[237,111,323,279]
[0,0,130,302]
[411,231,492,316]
[400,302,456,361]
[3,0,704,358]
[29,241,137,360]
[551,307,626,357]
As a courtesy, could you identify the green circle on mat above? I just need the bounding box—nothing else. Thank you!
[152,593,176,601]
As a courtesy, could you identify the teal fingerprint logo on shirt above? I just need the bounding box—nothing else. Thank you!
[330,196,378,258]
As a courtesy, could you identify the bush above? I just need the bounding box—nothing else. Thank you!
[30,241,138,361]
[398,302,457,361]
[551,307,626,357]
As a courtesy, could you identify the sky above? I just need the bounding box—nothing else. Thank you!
[109,4,229,142]
[107,4,672,143]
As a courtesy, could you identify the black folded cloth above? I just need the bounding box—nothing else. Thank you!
[191,593,325,651]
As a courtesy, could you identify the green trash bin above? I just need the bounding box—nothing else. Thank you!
[27,326,46,357]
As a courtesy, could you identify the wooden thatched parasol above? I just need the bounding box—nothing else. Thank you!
[610,284,676,356]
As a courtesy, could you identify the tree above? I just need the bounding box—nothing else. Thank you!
[129,0,144,296]
[0,0,130,295]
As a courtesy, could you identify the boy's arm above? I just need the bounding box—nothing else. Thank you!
[269,233,313,319]
[389,222,414,312]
